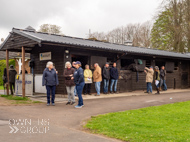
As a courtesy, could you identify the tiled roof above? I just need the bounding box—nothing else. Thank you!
[1,28,190,59]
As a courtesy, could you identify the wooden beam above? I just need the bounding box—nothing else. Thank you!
[22,47,25,97]
[6,50,9,95]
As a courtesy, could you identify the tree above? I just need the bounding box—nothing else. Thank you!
[38,24,62,34]
[88,21,152,48]
[151,0,189,52]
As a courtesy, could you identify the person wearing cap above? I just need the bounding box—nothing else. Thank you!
[93,63,102,96]
[103,62,110,94]
[9,65,17,95]
[154,66,160,94]
[73,61,85,108]
[144,66,154,94]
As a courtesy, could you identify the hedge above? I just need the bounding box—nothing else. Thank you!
[0,59,15,86]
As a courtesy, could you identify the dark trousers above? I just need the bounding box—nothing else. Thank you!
[84,84,91,94]
[9,82,15,95]
[46,85,56,104]
[76,82,85,106]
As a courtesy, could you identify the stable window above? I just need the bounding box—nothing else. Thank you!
[121,59,135,70]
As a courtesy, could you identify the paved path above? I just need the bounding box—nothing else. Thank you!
[0,90,190,142]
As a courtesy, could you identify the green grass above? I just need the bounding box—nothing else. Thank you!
[0,86,4,90]
[85,101,190,142]
[0,95,43,104]
[1,95,29,100]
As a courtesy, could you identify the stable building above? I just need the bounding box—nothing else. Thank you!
[1,27,190,96]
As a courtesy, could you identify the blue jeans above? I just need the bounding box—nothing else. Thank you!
[95,82,101,95]
[76,82,85,106]
[46,85,56,104]
[103,79,109,93]
[110,79,118,92]
[160,79,167,90]
[147,82,152,93]
[74,86,77,96]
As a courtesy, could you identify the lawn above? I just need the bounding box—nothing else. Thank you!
[0,86,4,90]
[85,101,190,142]
[0,95,43,105]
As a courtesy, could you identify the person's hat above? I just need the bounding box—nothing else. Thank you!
[149,66,153,69]
[74,61,81,65]
[105,62,109,65]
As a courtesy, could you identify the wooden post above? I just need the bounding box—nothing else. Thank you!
[6,50,9,95]
[22,47,25,97]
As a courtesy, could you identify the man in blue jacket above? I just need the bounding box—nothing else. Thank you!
[110,62,119,94]
[42,61,59,106]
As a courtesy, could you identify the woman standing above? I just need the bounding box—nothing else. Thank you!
[42,61,59,106]
[73,61,85,108]
[84,64,92,95]
[154,66,160,95]
[63,62,76,105]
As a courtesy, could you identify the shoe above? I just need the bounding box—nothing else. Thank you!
[66,102,70,105]
[148,92,152,94]
[110,91,114,94]
[88,93,91,95]
[52,103,55,106]
[84,93,87,95]
[144,92,148,93]
[75,105,82,108]
[82,104,84,107]
[70,102,75,105]
[114,91,118,94]
[47,103,50,106]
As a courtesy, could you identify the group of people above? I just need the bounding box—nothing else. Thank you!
[42,61,119,108]
[144,66,167,94]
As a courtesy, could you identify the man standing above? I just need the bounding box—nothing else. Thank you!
[160,66,167,91]
[103,62,110,94]
[93,63,102,96]
[110,63,119,94]
[144,66,154,94]
[9,65,17,95]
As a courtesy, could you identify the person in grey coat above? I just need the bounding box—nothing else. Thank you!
[160,66,167,91]
[103,62,110,94]
[42,61,59,106]
[9,65,17,95]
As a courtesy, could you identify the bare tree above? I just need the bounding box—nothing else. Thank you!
[38,24,62,35]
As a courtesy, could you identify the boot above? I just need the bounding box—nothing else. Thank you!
[155,88,160,95]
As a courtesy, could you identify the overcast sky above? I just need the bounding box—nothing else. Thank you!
[0,0,161,40]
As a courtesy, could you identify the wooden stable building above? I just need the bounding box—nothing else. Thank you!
[1,27,190,96]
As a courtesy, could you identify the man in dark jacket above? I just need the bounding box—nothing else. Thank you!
[160,66,167,91]
[9,65,17,95]
[110,63,119,94]
[103,62,110,94]
[42,61,59,106]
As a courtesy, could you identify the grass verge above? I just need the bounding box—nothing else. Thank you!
[0,95,43,105]
[85,101,190,142]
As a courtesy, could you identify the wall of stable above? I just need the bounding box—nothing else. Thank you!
[30,44,190,94]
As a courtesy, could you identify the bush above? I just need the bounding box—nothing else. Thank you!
[0,59,15,86]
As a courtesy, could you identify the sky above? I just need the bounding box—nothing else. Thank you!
[0,0,161,40]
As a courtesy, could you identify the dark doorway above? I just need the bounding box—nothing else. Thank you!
[71,54,89,69]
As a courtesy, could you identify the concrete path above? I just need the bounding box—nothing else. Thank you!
[0,90,190,142]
